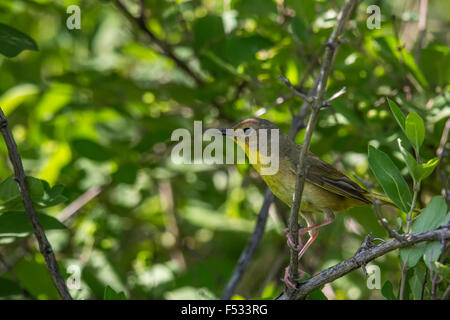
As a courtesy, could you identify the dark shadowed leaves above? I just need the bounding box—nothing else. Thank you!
[381,280,397,300]
[104,285,127,300]
[0,23,38,57]
[0,211,67,236]
[71,139,114,161]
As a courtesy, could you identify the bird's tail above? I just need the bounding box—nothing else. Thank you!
[368,192,420,213]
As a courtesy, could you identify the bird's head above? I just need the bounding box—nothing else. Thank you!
[221,118,280,154]
[221,118,286,175]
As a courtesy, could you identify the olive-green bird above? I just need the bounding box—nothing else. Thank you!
[221,118,394,287]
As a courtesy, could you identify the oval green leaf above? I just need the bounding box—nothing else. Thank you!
[0,211,67,236]
[368,145,412,212]
[0,23,38,58]
[387,98,406,133]
[405,112,425,151]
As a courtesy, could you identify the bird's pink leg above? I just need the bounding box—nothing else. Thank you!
[284,227,303,251]
[298,211,335,259]
[283,209,335,287]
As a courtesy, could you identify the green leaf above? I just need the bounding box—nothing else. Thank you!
[409,263,426,300]
[381,280,397,300]
[0,277,22,297]
[291,16,308,43]
[402,48,429,88]
[400,196,449,267]
[0,176,66,211]
[306,288,328,300]
[0,177,20,204]
[411,196,449,234]
[71,139,114,161]
[113,163,138,185]
[417,158,439,182]
[397,139,420,182]
[0,212,67,236]
[368,145,412,212]
[14,256,59,299]
[423,241,441,270]
[223,35,273,66]
[387,98,406,133]
[193,15,225,50]
[397,139,438,182]
[400,243,425,269]
[27,177,44,198]
[0,23,38,57]
[433,262,450,280]
[0,83,39,116]
[405,112,425,151]
[104,285,127,300]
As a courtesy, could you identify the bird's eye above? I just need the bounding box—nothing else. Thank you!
[243,127,251,135]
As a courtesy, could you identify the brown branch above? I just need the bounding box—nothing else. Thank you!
[57,186,102,222]
[221,78,322,299]
[0,108,72,300]
[114,0,205,86]
[283,0,361,298]
[414,0,428,62]
[436,117,450,206]
[221,0,360,299]
[276,225,450,300]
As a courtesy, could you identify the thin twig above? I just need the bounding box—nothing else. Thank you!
[436,118,450,205]
[0,108,72,300]
[276,226,450,300]
[420,267,428,300]
[114,0,204,86]
[414,0,428,62]
[399,254,409,300]
[283,0,361,298]
[372,199,405,242]
[442,285,450,300]
[57,186,102,222]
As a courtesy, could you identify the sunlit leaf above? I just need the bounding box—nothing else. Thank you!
[405,112,425,151]
[368,146,412,212]
[104,285,126,300]
[387,98,406,132]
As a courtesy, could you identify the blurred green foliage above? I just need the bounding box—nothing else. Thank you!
[0,0,448,300]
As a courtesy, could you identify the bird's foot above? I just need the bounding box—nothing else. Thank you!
[284,228,303,251]
[283,267,297,289]
[283,266,306,289]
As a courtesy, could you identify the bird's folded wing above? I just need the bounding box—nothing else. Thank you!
[287,146,372,204]
[306,153,372,204]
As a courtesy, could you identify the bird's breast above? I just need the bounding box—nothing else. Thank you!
[257,157,355,212]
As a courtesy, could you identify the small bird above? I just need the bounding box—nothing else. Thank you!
[221,118,394,287]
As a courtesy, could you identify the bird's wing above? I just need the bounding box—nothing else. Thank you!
[289,145,371,204]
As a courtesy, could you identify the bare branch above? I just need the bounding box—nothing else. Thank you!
[222,0,360,299]
[284,0,361,298]
[57,186,102,222]
[276,226,450,300]
[415,0,428,62]
[0,107,72,300]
